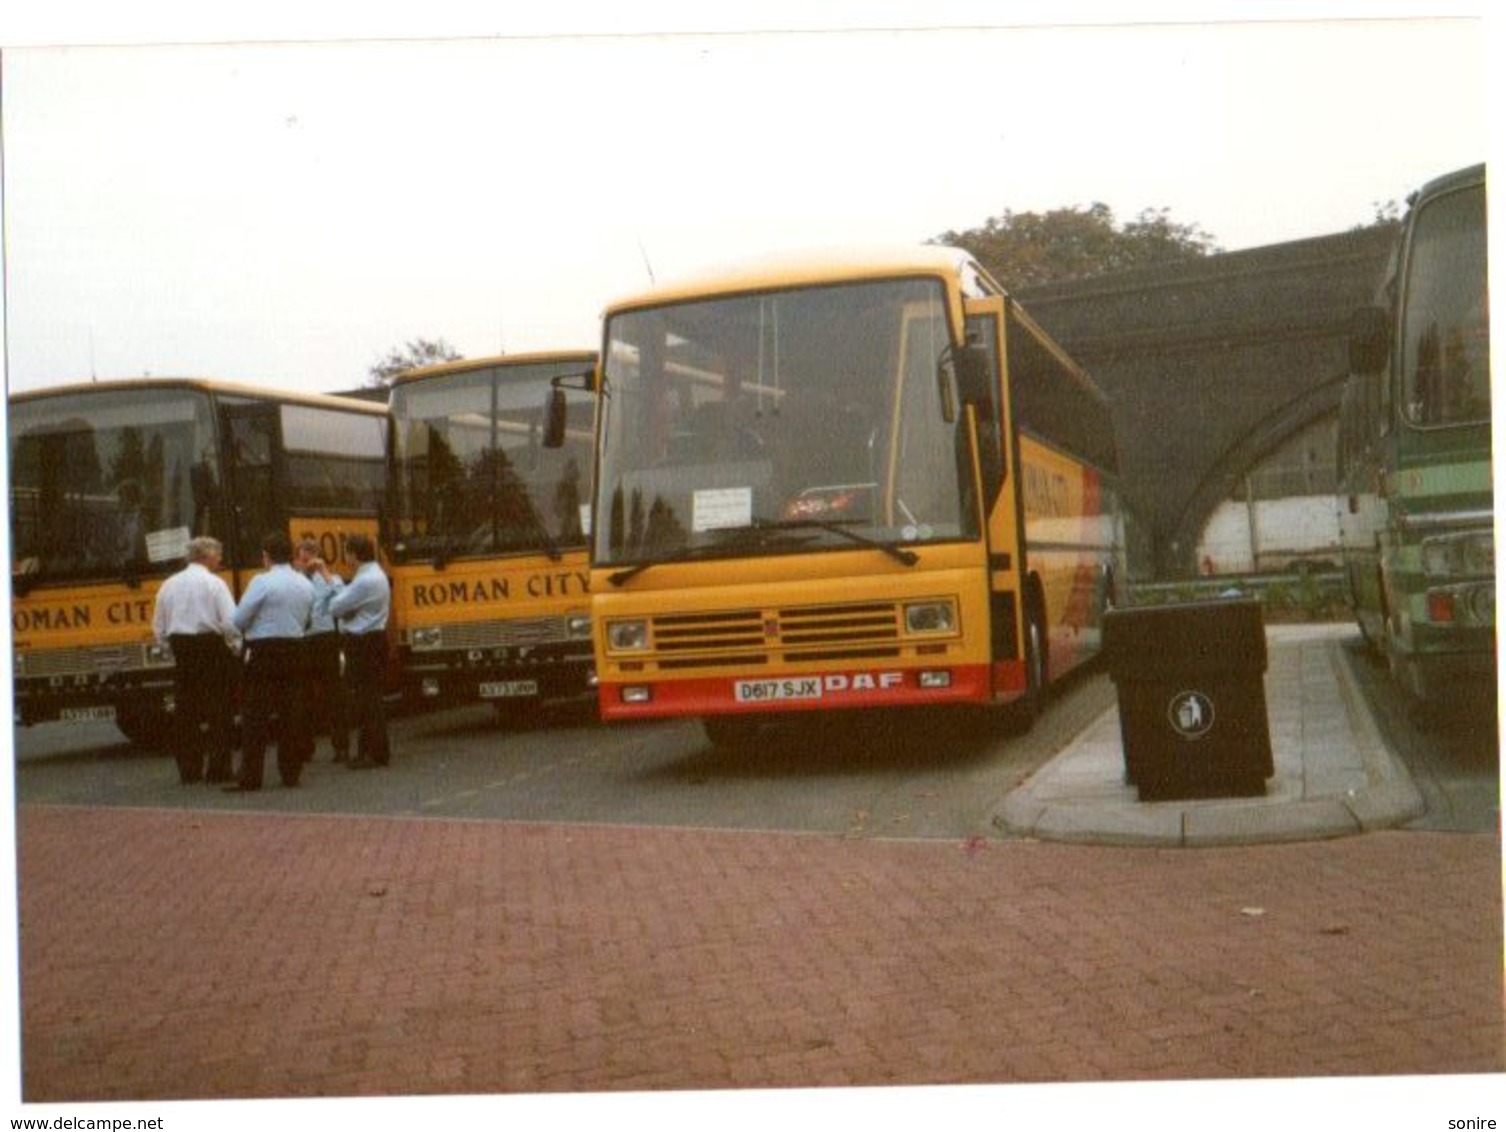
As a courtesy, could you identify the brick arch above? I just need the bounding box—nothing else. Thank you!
[1169,373,1344,576]
[1017,225,1393,579]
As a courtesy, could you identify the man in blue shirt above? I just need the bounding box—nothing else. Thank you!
[296,537,350,764]
[330,532,392,769]
[227,531,315,791]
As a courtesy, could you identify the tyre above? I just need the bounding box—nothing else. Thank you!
[1001,600,1048,735]
[492,699,544,731]
[701,715,777,749]
[114,708,174,752]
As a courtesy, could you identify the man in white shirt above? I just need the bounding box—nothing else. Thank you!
[152,536,241,784]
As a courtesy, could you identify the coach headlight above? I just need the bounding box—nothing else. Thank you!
[1468,583,1495,623]
[409,625,443,651]
[904,600,957,635]
[1422,531,1495,579]
[606,618,649,652]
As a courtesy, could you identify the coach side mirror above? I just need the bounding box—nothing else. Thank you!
[1348,306,1390,376]
[543,388,569,449]
[543,367,598,449]
[937,359,958,424]
[954,344,995,415]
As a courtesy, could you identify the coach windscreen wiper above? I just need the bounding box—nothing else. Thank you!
[606,518,917,586]
[750,517,918,567]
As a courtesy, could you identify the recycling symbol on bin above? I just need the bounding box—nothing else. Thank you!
[1167,689,1216,740]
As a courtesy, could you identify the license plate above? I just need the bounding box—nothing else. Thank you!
[480,680,539,699]
[60,705,117,723]
[734,677,822,703]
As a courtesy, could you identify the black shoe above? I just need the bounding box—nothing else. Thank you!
[222,783,260,793]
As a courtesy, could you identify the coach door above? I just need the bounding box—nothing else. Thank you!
[221,401,284,573]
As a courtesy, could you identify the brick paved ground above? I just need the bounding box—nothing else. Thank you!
[13,805,1503,1102]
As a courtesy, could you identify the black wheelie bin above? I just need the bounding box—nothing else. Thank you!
[1101,598,1274,802]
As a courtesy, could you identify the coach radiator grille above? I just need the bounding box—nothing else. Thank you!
[15,643,157,680]
[652,601,900,670]
[428,616,570,649]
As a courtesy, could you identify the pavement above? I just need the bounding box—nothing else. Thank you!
[995,623,1428,847]
[8,622,1502,1112]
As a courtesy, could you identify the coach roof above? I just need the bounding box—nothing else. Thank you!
[8,376,390,416]
[603,244,1004,315]
[388,349,599,390]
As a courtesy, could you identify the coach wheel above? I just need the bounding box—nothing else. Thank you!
[701,715,776,749]
[114,707,173,752]
[492,700,543,731]
[1003,598,1048,735]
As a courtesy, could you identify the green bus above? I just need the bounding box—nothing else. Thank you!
[1338,163,1492,713]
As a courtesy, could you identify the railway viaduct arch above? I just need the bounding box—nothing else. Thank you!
[1018,225,1395,579]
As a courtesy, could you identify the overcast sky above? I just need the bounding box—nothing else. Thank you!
[0,6,1491,398]
[0,6,1501,1128]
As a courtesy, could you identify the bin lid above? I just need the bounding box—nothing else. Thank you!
[1102,599,1267,678]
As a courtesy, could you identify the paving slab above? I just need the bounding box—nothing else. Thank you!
[993,624,1426,847]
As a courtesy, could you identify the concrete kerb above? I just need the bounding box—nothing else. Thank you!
[991,625,1425,848]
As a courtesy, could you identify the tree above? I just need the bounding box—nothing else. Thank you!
[934,202,1220,289]
[1358,199,1403,232]
[367,337,464,387]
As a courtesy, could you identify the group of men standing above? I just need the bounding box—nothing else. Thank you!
[150,530,391,791]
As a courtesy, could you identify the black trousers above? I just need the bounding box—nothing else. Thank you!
[167,633,237,783]
[304,630,349,758]
[342,631,391,765]
[237,637,310,788]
